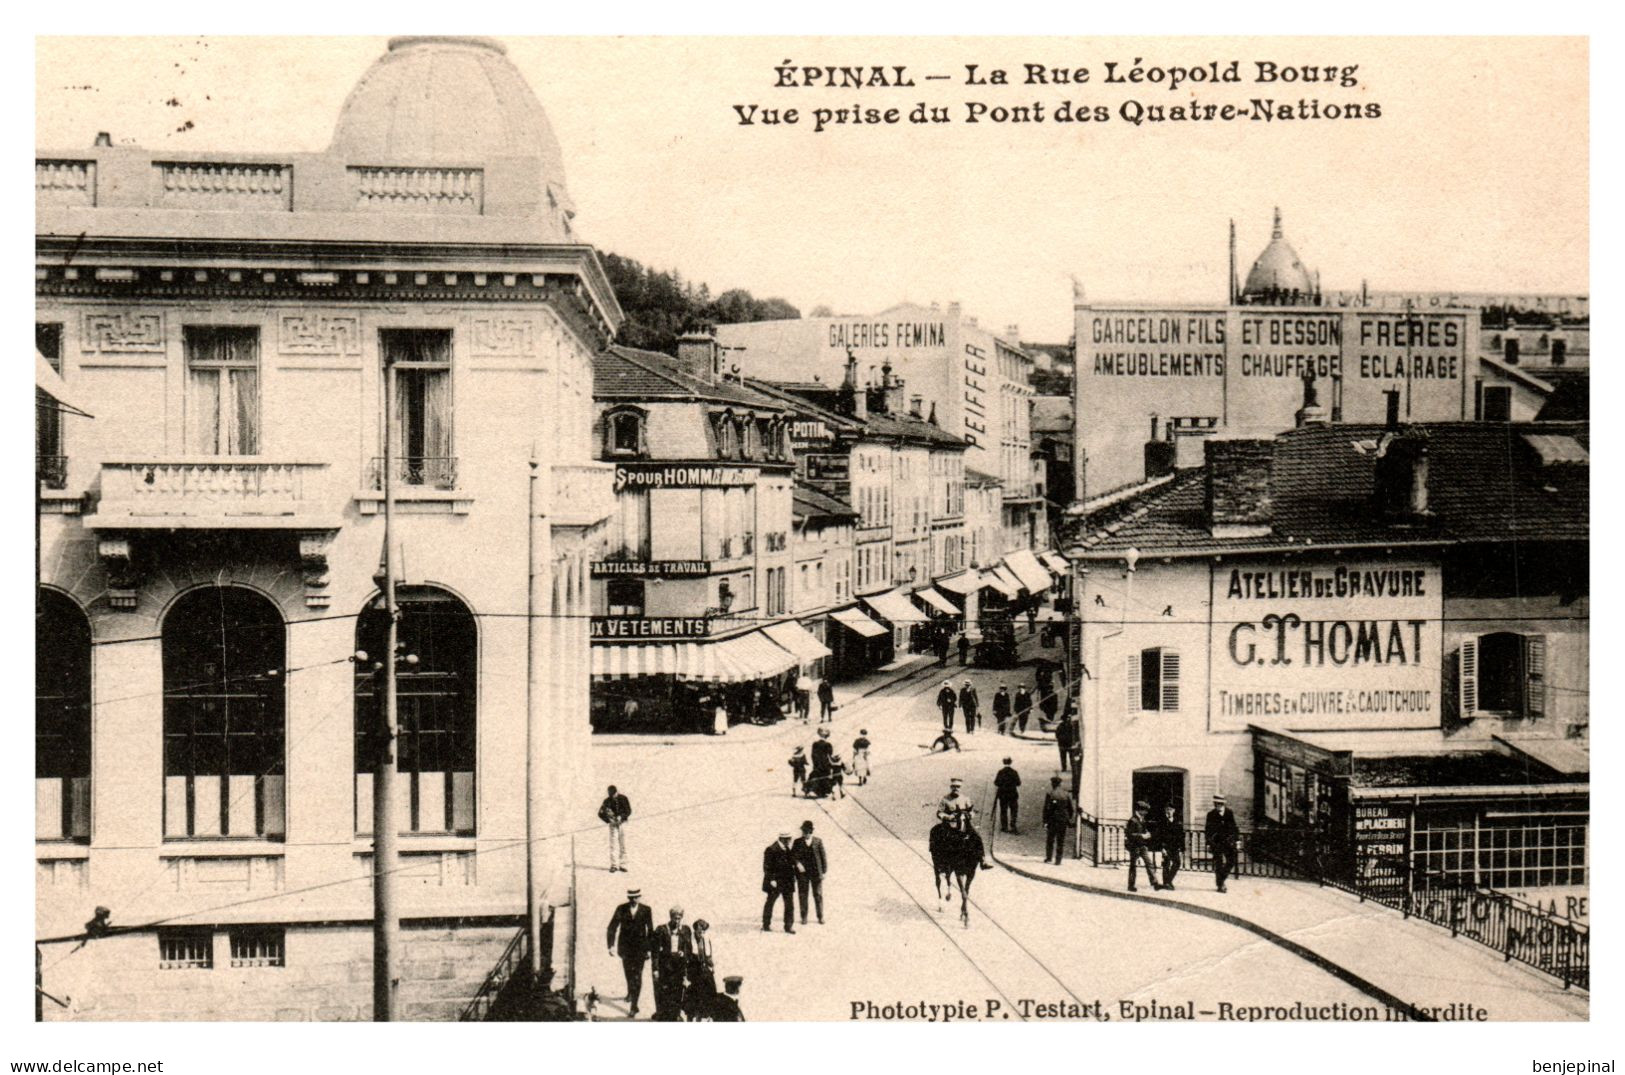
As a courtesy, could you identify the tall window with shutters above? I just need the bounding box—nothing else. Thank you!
[381,329,454,487]
[1127,646,1181,712]
[1459,631,1546,720]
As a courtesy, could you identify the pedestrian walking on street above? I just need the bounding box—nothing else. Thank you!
[712,975,746,1022]
[1205,794,1240,893]
[992,684,1012,734]
[958,633,971,666]
[851,730,872,785]
[994,757,1022,833]
[1156,803,1185,890]
[762,831,799,933]
[808,727,834,798]
[1126,802,1162,893]
[683,919,718,1021]
[599,785,632,873]
[1027,605,1038,635]
[817,675,835,722]
[793,820,829,925]
[1035,662,1054,702]
[936,631,951,666]
[959,679,980,734]
[1042,777,1071,864]
[649,905,692,1021]
[1039,688,1059,732]
[712,698,729,736]
[1014,685,1033,734]
[606,887,654,1017]
[829,754,847,799]
[795,675,813,722]
[788,746,808,796]
[1054,714,1075,773]
[936,680,957,732]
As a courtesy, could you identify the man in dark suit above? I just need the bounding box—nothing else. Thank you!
[1205,793,1241,893]
[1042,776,1071,864]
[712,975,746,1022]
[994,757,1022,833]
[648,905,692,1021]
[599,784,632,873]
[959,680,980,733]
[605,887,654,1017]
[992,684,1012,734]
[936,681,957,732]
[1155,802,1185,890]
[1125,801,1161,893]
[762,831,799,933]
[1054,714,1075,772]
[793,819,830,925]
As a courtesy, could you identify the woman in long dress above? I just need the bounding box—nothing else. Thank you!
[683,920,718,1021]
[808,727,834,798]
[851,729,872,786]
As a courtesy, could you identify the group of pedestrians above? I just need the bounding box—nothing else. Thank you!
[1122,795,1241,893]
[761,822,831,932]
[789,727,871,797]
[931,679,981,751]
[606,889,745,1021]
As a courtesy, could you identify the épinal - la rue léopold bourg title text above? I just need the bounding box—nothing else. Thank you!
[734,59,1379,133]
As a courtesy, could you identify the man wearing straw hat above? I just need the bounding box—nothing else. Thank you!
[605,886,654,1017]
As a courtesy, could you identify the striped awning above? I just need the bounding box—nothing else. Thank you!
[831,605,888,638]
[936,570,983,596]
[591,630,798,683]
[763,620,832,665]
[864,589,929,625]
[1004,549,1054,593]
[1040,551,1071,575]
[916,587,959,617]
[987,567,1023,599]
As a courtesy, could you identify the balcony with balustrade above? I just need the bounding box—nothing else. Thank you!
[83,458,339,530]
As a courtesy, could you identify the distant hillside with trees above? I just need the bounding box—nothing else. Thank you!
[599,251,800,354]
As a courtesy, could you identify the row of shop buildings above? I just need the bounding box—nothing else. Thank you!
[587,330,1063,733]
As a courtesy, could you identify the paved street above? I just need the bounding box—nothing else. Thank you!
[573,630,1576,1023]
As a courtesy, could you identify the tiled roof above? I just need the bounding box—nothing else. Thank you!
[965,467,1003,486]
[861,409,967,448]
[1081,421,1588,556]
[595,345,790,409]
[743,378,965,447]
[794,483,857,521]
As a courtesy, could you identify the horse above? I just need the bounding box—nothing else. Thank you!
[929,819,991,927]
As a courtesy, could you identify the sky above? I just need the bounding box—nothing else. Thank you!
[35,36,1588,341]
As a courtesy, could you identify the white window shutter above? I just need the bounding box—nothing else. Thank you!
[1524,634,1547,719]
[1459,638,1479,716]
[1161,649,1181,712]
[1106,774,1131,820]
[1126,651,1141,712]
[1192,774,1217,819]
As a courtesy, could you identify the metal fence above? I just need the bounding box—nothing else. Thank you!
[459,926,529,1022]
[1078,815,1587,989]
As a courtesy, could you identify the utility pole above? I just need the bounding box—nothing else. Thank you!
[373,355,402,1022]
[525,449,554,985]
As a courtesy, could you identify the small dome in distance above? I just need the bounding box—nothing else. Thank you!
[1242,207,1314,304]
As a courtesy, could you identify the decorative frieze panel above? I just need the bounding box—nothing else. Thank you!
[36,160,95,206]
[351,167,483,214]
[279,314,362,356]
[163,855,285,894]
[80,312,165,353]
[468,317,535,358]
[157,162,291,210]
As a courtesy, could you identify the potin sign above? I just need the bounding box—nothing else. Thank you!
[1209,559,1442,731]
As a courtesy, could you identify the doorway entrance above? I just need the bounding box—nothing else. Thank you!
[1132,767,1187,820]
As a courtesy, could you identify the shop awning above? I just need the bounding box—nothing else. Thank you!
[986,567,1022,599]
[1040,551,1071,575]
[763,620,832,665]
[936,570,983,596]
[36,350,93,418]
[864,589,929,625]
[591,630,798,683]
[1004,549,1054,593]
[916,587,959,617]
[831,605,888,638]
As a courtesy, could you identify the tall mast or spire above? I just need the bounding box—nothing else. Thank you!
[1228,219,1238,304]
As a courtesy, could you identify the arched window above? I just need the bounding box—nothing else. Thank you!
[37,590,91,841]
[713,412,738,459]
[355,587,477,835]
[605,406,646,457]
[163,588,285,839]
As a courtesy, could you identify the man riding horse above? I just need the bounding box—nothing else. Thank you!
[930,778,992,926]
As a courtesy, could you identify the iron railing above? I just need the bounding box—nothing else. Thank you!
[459,926,529,1022]
[1081,815,1587,989]
[370,455,458,491]
[36,455,68,490]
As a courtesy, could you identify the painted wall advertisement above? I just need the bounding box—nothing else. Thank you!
[1209,559,1443,731]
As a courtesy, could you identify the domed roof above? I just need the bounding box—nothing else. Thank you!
[330,37,575,227]
[1242,208,1313,301]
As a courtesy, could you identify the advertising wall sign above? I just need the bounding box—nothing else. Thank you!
[591,616,712,640]
[592,561,712,578]
[613,463,757,492]
[1209,560,1442,731]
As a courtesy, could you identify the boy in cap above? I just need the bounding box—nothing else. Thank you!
[1205,793,1240,892]
[712,976,746,1021]
[788,746,808,796]
[1125,801,1161,892]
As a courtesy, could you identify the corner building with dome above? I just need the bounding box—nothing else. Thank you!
[35,37,619,1020]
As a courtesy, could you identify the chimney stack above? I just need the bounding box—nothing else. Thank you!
[1204,438,1275,538]
[843,349,867,420]
[909,395,924,418]
[676,325,721,384]
[1384,390,1401,430]
[1005,324,1021,343]
[1295,373,1328,427]
[94,131,113,147]
[880,361,906,415]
